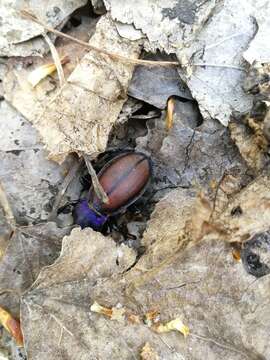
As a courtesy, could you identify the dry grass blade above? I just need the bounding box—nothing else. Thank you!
[84,155,109,204]
[20,10,179,68]
[43,33,66,87]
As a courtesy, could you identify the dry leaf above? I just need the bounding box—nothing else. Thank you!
[26,14,141,163]
[128,53,192,109]
[217,174,270,243]
[229,118,268,171]
[0,101,81,223]
[137,103,248,194]
[0,223,71,316]
[104,0,216,53]
[0,0,87,57]
[243,0,270,64]
[21,224,267,359]
[177,0,256,126]
[3,19,97,126]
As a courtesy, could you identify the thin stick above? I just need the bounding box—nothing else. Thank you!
[83,155,109,204]
[20,10,179,68]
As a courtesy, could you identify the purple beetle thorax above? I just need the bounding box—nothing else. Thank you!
[73,199,108,230]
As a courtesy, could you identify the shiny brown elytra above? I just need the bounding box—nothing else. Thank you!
[88,151,152,215]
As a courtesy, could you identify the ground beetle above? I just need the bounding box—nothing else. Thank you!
[73,151,152,230]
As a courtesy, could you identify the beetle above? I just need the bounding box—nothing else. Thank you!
[73,151,152,230]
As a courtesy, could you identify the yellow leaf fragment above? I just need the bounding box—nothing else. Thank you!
[90,302,189,339]
[126,313,141,324]
[90,301,113,317]
[165,98,175,131]
[153,318,189,337]
[140,342,160,360]
[110,306,126,322]
[90,301,126,322]
[144,310,160,327]
[27,55,69,87]
[0,306,23,346]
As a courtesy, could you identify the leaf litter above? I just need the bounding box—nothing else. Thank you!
[0,0,270,359]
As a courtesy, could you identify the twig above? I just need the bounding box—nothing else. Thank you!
[0,181,16,229]
[43,33,66,87]
[48,158,83,221]
[20,11,179,68]
[83,155,109,204]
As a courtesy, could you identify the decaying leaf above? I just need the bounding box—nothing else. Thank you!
[104,0,217,53]
[229,117,268,171]
[182,173,270,246]
[136,99,248,193]
[229,62,270,171]
[243,0,270,64]
[104,0,259,127]
[20,198,270,359]
[22,14,141,163]
[3,18,97,127]
[0,222,71,316]
[128,53,192,109]
[216,174,270,243]
[0,307,23,347]
[0,0,87,57]
[1,1,270,359]
[0,101,81,223]
[177,0,256,126]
